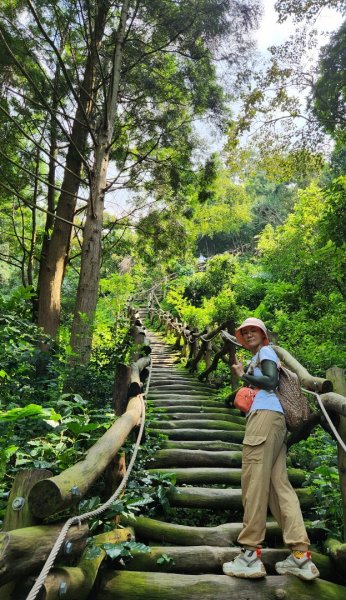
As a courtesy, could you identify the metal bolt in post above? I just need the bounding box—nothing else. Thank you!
[64,541,73,555]
[12,496,25,511]
[58,581,68,597]
[70,485,81,496]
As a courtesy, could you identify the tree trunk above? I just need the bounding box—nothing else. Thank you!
[70,0,130,363]
[36,2,110,337]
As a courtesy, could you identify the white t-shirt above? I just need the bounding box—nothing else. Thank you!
[248,346,284,415]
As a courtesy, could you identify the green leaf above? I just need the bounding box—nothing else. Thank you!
[0,404,61,423]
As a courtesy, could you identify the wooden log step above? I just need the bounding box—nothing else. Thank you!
[163,440,243,451]
[150,374,197,380]
[148,400,225,409]
[99,570,346,600]
[161,413,246,425]
[160,405,238,415]
[146,449,242,468]
[150,419,246,432]
[158,429,245,443]
[148,396,222,404]
[149,387,216,395]
[166,486,314,511]
[121,515,326,546]
[118,545,336,583]
[147,467,306,487]
[150,381,215,389]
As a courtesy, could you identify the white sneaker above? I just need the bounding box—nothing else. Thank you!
[223,548,266,579]
[275,551,320,581]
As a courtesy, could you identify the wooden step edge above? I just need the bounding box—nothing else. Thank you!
[117,545,337,584]
[99,570,346,599]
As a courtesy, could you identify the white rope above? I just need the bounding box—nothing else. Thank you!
[302,387,346,454]
[26,393,147,600]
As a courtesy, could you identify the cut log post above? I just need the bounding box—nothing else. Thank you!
[129,356,151,398]
[2,468,52,531]
[16,528,135,600]
[326,367,346,543]
[324,537,346,582]
[28,395,143,518]
[0,523,89,585]
[99,570,346,600]
[113,363,131,416]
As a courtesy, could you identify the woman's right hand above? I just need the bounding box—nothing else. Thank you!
[231,357,245,378]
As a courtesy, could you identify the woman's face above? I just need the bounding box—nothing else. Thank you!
[241,326,266,353]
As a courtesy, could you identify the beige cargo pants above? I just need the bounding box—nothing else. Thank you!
[237,409,310,550]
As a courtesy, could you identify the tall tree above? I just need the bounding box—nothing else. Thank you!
[312,21,346,142]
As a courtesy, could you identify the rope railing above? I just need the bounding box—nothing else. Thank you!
[302,388,346,455]
[24,313,154,600]
[26,394,147,600]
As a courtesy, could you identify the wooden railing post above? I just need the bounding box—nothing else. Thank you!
[326,367,346,542]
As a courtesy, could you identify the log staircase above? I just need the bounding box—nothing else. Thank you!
[101,322,346,599]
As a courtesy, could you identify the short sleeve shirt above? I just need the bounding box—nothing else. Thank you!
[248,345,284,415]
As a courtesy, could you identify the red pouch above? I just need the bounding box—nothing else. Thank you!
[234,387,259,412]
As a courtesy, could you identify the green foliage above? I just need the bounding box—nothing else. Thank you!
[102,541,150,561]
[289,427,342,538]
[313,21,346,141]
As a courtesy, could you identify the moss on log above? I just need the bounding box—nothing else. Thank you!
[3,469,52,531]
[325,538,346,581]
[121,515,326,547]
[18,529,135,600]
[166,486,314,511]
[123,545,335,582]
[161,405,241,415]
[157,429,245,443]
[0,523,88,585]
[146,449,243,469]
[147,467,306,487]
[167,412,246,425]
[28,395,143,518]
[151,419,245,432]
[147,398,225,407]
[99,571,346,600]
[163,440,243,451]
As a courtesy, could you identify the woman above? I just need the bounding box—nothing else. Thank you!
[222,317,319,581]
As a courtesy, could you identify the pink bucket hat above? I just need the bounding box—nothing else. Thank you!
[235,317,270,350]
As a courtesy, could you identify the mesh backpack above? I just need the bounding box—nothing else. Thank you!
[276,362,311,431]
[255,350,311,431]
